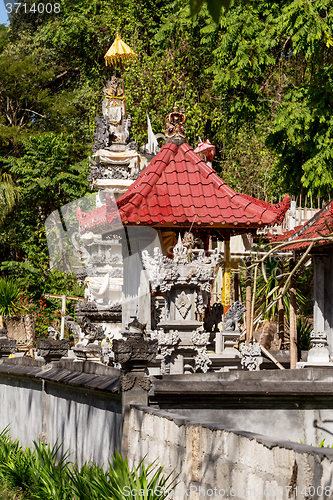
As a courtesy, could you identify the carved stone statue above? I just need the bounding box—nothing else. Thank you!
[165,104,186,146]
[222,301,246,332]
[240,340,262,371]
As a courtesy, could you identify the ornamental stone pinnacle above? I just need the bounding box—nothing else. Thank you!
[165,103,186,145]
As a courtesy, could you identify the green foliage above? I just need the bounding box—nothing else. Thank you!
[0,174,19,226]
[87,450,177,500]
[0,430,177,500]
[296,316,312,351]
[1,0,333,308]
[190,0,248,23]
[5,133,89,217]
[0,278,24,316]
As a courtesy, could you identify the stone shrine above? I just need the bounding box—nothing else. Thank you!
[143,234,222,374]
[74,95,290,370]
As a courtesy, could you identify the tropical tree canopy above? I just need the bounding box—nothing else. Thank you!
[0,0,332,322]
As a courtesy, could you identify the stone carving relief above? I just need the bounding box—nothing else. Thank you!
[151,329,180,374]
[151,297,165,330]
[191,330,211,373]
[194,290,206,314]
[76,267,88,287]
[142,236,221,293]
[175,291,191,319]
[310,330,328,349]
[142,248,179,292]
[240,340,262,371]
[92,116,110,153]
[121,373,151,392]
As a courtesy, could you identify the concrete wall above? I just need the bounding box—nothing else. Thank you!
[0,360,122,468]
[159,407,333,447]
[127,405,333,500]
[44,382,122,466]
[0,373,43,446]
[151,369,333,447]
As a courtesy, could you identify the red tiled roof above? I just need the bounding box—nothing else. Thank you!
[76,194,120,234]
[116,142,290,229]
[269,202,333,250]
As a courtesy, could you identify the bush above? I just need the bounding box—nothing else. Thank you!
[0,430,177,500]
[0,278,23,317]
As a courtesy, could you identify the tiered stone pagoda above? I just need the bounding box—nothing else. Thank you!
[75,103,289,372]
[70,75,151,361]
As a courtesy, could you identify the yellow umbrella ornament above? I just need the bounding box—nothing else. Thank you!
[104,34,137,118]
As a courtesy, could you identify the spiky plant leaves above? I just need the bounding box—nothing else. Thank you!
[71,463,101,500]
[0,174,19,227]
[0,278,24,317]
[254,258,307,322]
[29,440,73,500]
[90,450,177,500]
[0,431,177,500]
[0,445,34,491]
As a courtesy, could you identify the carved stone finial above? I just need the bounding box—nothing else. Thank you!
[165,105,186,145]
[113,316,158,374]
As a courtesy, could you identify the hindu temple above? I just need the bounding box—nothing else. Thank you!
[70,53,290,372]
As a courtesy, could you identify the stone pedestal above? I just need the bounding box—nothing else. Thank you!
[113,317,158,392]
[36,339,69,363]
[0,327,16,358]
[71,343,102,362]
[297,331,333,369]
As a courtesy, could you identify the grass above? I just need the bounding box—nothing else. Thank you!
[0,429,177,500]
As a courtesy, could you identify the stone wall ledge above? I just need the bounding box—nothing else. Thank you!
[152,367,333,395]
[131,404,333,460]
[0,357,121,394]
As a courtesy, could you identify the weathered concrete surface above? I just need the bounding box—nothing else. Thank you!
[128,405,333,500]
[0,358,122,468]
[150,369,333,446]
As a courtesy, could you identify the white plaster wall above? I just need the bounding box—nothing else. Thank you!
[127,406,333,500]
[45,382,122,467]
[0,374,122,468]
[0,375,43,448]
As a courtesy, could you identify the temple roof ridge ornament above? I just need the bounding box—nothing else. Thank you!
[165,103,186,146]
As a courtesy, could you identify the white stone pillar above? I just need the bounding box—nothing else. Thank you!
[313,256,325,332]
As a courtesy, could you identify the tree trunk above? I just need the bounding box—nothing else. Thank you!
[246,257,252,345]
[278,263,285,345]
[289,262,297,369]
